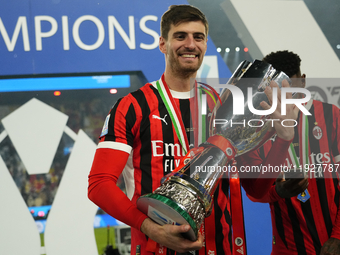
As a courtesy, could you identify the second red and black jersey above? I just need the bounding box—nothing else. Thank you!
[255,100,340,255]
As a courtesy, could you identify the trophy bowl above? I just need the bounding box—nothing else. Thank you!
[210,59,292,156]
[136,59,291,241]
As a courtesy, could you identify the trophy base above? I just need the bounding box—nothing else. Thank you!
[137,193,197,241]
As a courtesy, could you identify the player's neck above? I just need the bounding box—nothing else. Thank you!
[163,70,196,92]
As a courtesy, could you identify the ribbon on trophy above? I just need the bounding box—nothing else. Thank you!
[229,162,247,255]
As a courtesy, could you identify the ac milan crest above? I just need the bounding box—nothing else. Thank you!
[313,126,323,140]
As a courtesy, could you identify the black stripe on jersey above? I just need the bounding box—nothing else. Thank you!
[273,201,288,248]
[178,99,192,146]
[300,200,321,253]
[221,180,233,254]
[334,178,340,207]
[323,103,333,154]
[303,106,324,252]
[322,102,338,190]
[285,199,307,255]
[105,97,136,145]
[213,187,224,255]
[104,98,122,141]
[226,210,233,254]
[125,103,136,146]
[213,182,231,255]
[316,178,333,237]
[310,104,333,237]
[331,162,339,182]
[131,89,153,195]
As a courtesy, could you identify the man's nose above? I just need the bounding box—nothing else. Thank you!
[184,35,196,49]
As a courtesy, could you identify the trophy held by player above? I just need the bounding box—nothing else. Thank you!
[137,59,291,241]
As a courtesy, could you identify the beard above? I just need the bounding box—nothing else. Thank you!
[168,49,203,78]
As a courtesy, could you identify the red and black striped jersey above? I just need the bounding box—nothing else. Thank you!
[88,78,293,255]
[89,80,233,255]
[249,100,340,255]
[102,82,194,196]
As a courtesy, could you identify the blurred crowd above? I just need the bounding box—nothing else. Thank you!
[0,96,126,209]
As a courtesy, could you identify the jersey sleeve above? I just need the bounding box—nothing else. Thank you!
[238,136,292,199]
[99,96,136,146]
[88,96,148,230]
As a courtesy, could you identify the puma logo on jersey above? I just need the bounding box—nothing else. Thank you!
[152,114,168,125]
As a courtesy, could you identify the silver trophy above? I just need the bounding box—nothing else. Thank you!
[136,60,291,241]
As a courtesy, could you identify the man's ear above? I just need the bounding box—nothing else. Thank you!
[302,74,306,88]
[159,37,166,54]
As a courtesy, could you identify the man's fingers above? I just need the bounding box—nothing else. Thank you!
[270,80,281,103]
[285,177,306,186]
[285,170,305,180]
[269,80,279,89]
[160,224,203,252]
[286,178,309,194]
[260,101,271,110]
[263,81,282,113]
[264,85,274,106]
[178,228,203,251]
[281,79,293,99]
[276,172,284,182]
[176,224,191,233]
[197,232,204,243]
[281,79,290,88]
[298,178,309,190]
[262,79,288,111]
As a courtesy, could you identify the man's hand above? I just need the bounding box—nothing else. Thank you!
[275,173,309,198]
[140,218,203,253]
[320,237,340,255]
[261,79,299,141]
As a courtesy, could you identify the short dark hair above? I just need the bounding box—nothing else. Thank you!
[160,5,209,40]
[262,50,301,78]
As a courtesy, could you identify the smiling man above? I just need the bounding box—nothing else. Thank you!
[88,6,209,254]
[88,5,296,255]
